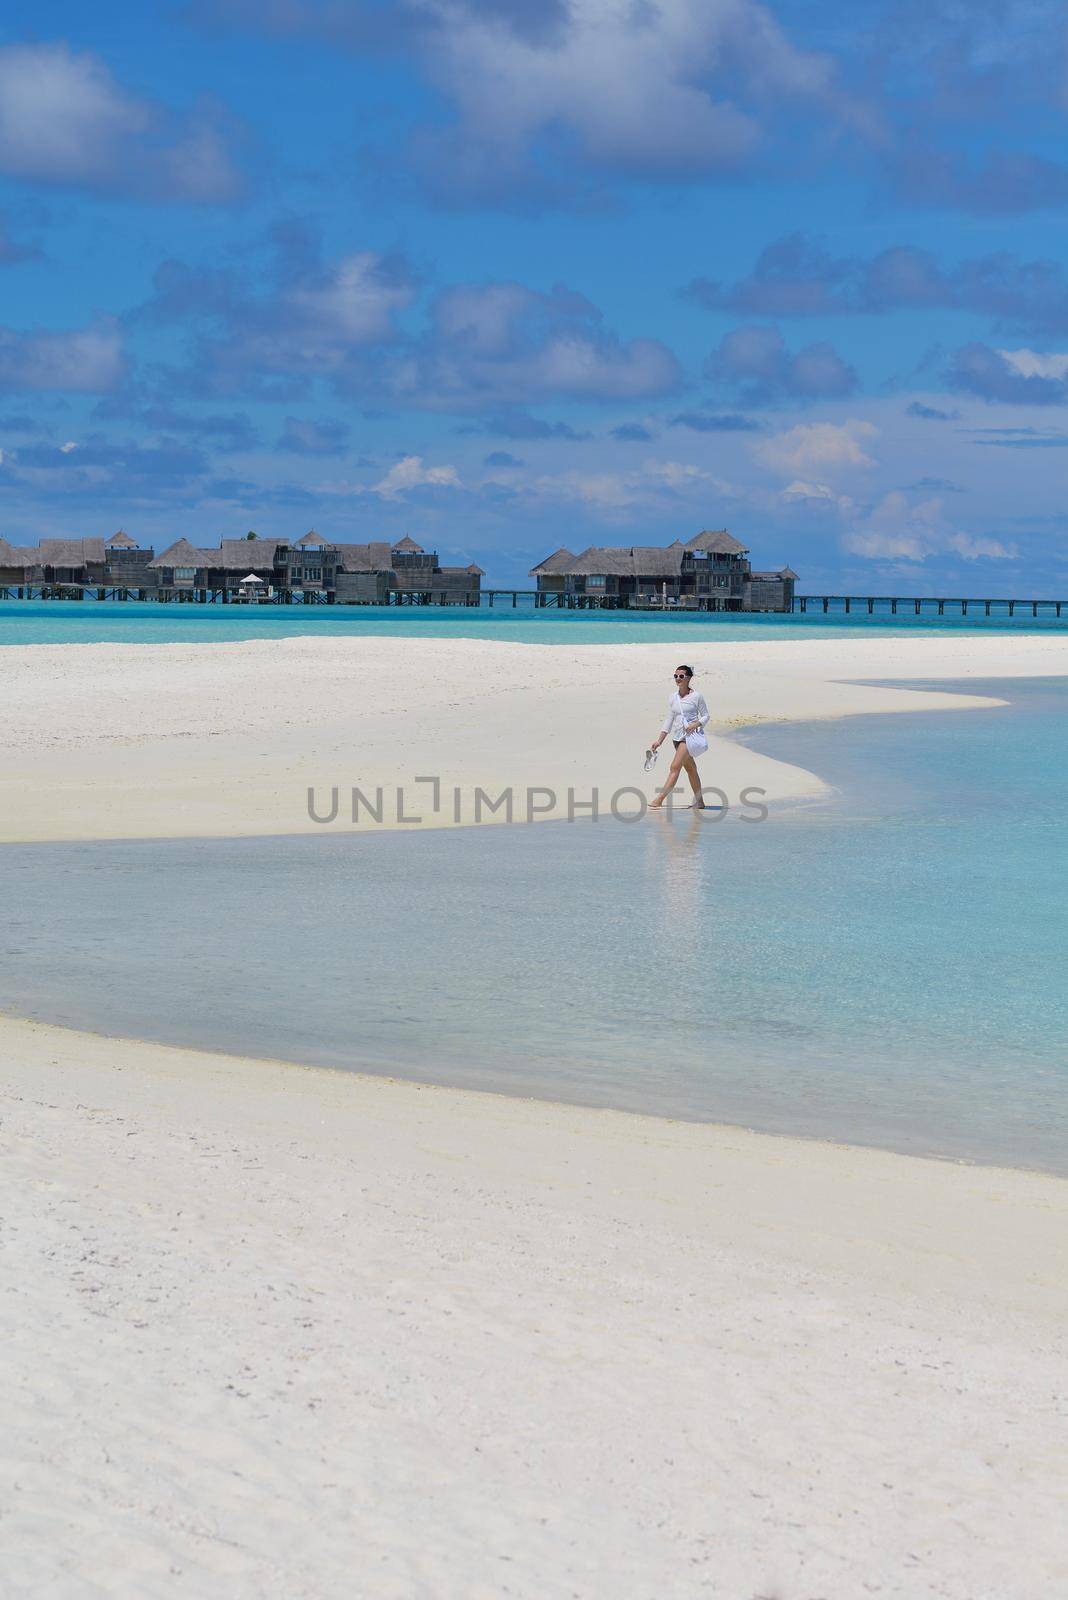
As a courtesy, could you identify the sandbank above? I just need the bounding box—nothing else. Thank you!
[2,629,1066,842]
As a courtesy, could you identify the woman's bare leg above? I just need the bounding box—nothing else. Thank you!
[680,749,704,805]
[650,747,686,808]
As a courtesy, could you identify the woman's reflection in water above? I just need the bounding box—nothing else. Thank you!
[648,803,714,934]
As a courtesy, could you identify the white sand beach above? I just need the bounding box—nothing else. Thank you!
[4,628,1068,1597]
[4,1012,1067,1599]
[2,629,1066,842]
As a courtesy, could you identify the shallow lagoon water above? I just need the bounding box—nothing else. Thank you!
[1,597,1066,647]
[2,677,1066,1173]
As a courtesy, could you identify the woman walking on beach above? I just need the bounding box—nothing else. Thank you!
[649,665,710,811]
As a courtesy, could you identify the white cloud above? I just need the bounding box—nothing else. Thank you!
[780,478,854,512]
[842,530,928,561]
[148,255,677,409]
[705,325,857,403]
[842,491,1016,565]
[382,280,681,410]
[0,43,240,202]
[430,282,534,355]
[528,334,678,400]
[755,419,878,476]
[142,247,418,397]
[641,459,729,491]
[202,0,854,200]
[0,319,124,392]
[546,471,638,509]
[422,0,834,185]
[998,348,1068,380]
[60,440,78,453]
[947,531,1017,560]
[373,455,462,498]
[526,456,736,512]
[842,490,943,562]
[287,253,415,343]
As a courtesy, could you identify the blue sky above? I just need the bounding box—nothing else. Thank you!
[1,1,1067,589]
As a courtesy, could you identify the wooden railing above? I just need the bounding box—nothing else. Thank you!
[794,595,1066,619]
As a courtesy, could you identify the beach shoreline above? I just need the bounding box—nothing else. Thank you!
[7,630,1068,1594]
[6,629,1068,1595]
[3,630,1066,844]
[4,1010,1067,1597]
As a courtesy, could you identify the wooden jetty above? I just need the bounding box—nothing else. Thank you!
[490,590,1068,616]
[795,595,1066,619]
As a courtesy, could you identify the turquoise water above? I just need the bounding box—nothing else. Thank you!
[1,677,1066,1172]
[1,597,1066,647]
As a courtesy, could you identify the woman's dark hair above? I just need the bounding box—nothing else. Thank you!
[675,664,694,678]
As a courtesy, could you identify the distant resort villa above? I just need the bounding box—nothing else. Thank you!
[0,527,797,610]
[0,531,485,606]
[531,530,797,612]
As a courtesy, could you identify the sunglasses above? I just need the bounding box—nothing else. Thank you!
[673,672,689,679]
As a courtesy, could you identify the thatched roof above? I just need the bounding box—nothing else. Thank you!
[211,539,283,570]
[630,544,686,577]
[149,539,215,569]
[0,539,37,568]
[779,566,799,580]
[562,544,686,578]
[532,538,744,577]
[335,541,394,572]
[559,546,629,577]
[297,530,336,548]
[152,538,284,571]
[466,563,485,575]
[392,535,424,552]
[106,530,138,548]
[529,546,576,575]
[684,529,749,555]
[39,538,106,565]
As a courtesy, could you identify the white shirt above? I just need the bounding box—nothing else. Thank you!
[661,688,710,741]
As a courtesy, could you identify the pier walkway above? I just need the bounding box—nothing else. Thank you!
[796,595,1066,619]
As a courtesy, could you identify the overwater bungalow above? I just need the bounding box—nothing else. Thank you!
[38,539,108,585]
[1,532,155,589]
[149,539,216,590]
[0,539,40,586]
[104,530,154,581]
[203,539,287,594]
[529,530,796,612]
[137,531,484,603]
